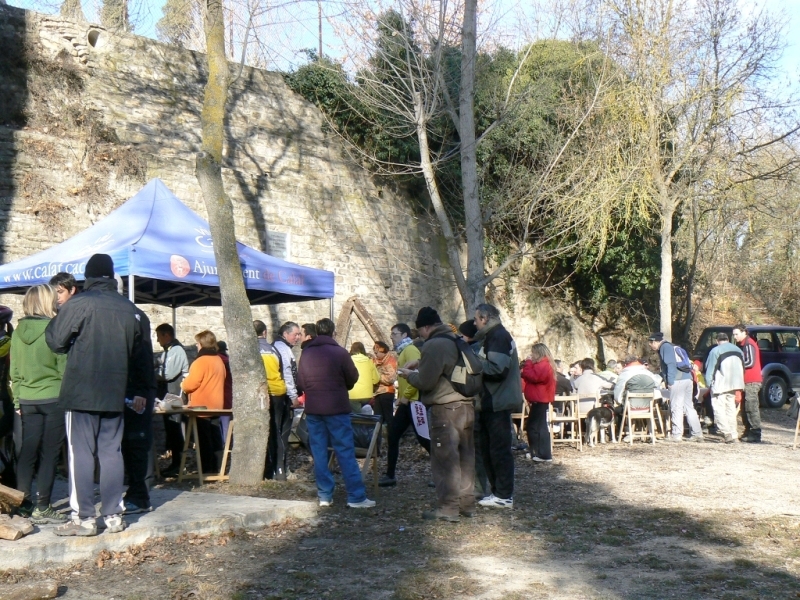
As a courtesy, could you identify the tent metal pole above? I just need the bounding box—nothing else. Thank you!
[172,303,177,332]
[128,274,134,302]
[329,297,333,320]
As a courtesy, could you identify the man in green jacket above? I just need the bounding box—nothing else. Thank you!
[399,307,474,522]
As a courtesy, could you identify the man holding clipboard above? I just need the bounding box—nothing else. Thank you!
[398,307,475,523]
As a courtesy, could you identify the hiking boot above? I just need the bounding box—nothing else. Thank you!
[724,434,739,444]
[124,501,153,515]
[478,494,513,509]
[103,515,126,534]
[741,430,762,443]
[54,517,97,537]
[378,475,397,487]
[459,509,476,518]
[347,498,376,509]
[663,436,682,443]
[15,500,34,519]
[31,506,68,525]
[422,510,459,523]
[687,435,705,443]
[161,465,180,478]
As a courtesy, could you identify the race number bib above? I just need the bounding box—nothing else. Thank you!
[410,401,430,440]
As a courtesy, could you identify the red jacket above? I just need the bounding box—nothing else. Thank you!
[521,359,556,404]
[738,336,762,384]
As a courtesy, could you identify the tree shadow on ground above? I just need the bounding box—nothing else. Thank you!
[219,437,800,600]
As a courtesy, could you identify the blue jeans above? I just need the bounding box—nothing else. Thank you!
[306,414,367,504]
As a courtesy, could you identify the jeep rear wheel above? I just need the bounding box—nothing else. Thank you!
[761,375,788,408]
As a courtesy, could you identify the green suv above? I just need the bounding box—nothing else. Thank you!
[693,325,800,409]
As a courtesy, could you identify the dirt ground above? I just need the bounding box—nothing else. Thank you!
[3,406,800,600]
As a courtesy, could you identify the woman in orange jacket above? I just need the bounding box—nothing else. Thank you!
[181,330,226,472]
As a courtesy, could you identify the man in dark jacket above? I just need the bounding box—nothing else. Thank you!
[121,302,156,514]
[473,304,521,509]
[297,318,375,509]
[400,307,475,522]
[46,254,149,536]
[732,324,763,443]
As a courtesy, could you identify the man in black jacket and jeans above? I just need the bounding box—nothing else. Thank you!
[46,254,149,536]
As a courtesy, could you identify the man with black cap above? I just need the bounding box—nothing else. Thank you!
[648,332,703,442]
[398,307,475,522]
[46,253,150,536]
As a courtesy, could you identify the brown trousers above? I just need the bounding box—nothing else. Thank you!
[430,401,475,516]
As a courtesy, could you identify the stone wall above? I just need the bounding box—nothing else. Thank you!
[0,6,626,364]
[0,5,462,348]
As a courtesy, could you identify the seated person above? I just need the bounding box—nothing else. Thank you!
[181,330,226,473]
[573,358,614,399]
[613,355,659,410]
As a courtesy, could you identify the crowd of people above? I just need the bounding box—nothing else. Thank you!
[1,255,765,530]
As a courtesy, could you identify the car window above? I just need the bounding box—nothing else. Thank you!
[695,329,720,359]
[775,331,800,352]
[754,332,774,353]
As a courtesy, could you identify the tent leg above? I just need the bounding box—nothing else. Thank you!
[128,274,134,302]
[329,297,334,321]
[172,304,177,333]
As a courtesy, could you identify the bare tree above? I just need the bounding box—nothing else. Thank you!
[603,0,799,339]
[196,0,270,485]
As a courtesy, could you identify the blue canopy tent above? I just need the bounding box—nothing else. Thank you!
[0,179,335,308]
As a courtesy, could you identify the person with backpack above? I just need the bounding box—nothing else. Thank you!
[398,307,475,522]
[648,332,704,443]
[704,332,745,443]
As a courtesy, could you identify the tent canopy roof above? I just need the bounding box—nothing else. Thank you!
[0,179,334,306]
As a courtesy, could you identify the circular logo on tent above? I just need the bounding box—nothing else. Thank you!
[170,255,190,278]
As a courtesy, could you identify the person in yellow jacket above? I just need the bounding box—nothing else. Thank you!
[254,320,291,480]
[348,342,379,413]
[379,323,432,487]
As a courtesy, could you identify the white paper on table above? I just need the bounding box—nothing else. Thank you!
[410,401,430,440]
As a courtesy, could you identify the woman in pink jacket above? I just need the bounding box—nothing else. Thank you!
[521,343,556,462]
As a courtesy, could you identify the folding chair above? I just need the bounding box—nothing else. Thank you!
[328,414,382,494]
[549,395,582,452]
[512,400,530,446]
[620,392,657,445]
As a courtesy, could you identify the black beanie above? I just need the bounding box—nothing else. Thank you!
[415,306,441,329]
[458,319,478,339]
[85,254,114,278]
[647,332,664,342]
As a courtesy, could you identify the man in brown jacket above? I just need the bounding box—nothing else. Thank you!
[399,307,475,522]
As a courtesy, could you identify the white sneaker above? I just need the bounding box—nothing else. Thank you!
[347,498,376,508]
[103,514,126,533]
[531,456,553,463]
[478,494,513,509]
[319,499,333,507]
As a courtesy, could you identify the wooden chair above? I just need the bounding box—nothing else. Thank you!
[512,400,530,445]
[620,392,657,445]
[794,405,800,450]
[328,414,382,494]
[549,395,582,452]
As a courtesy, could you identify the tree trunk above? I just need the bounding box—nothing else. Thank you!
[197,0,269,486]
[414,92,470,307]
[459,0,485,312]
[659,199,674,341]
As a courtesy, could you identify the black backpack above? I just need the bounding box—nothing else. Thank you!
[434,333,483,397]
